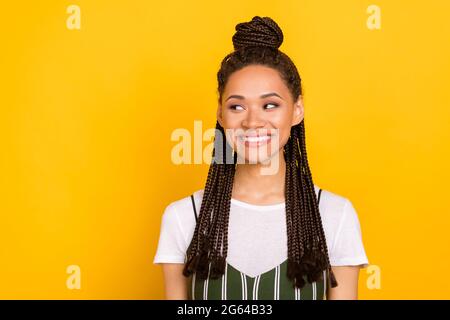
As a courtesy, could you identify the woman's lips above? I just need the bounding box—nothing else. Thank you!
[238,135,273,147]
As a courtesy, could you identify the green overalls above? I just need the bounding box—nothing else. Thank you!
[186,189,328,300]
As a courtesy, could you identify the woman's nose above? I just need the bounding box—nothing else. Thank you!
[241,109,266,128]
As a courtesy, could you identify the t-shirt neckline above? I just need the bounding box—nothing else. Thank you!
[230,197,285,211]
[228,185,319,211]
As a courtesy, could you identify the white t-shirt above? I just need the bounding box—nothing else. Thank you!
[153,184,369,277]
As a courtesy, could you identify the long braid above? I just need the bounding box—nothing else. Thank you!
[210,152,236,278]
[285,136,303,287]
[294,125,315,252]
[299,122,338,286]
[209,150,235,278]
[208,124,234,258]
[291,153,307,287]
[296,123,322,281]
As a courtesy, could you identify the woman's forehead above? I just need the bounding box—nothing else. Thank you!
[224,66,290,101]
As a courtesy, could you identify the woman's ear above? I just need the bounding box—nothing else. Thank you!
[217,103,224,127]
[292,96,304,126]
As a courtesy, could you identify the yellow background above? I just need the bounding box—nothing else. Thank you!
[1,0,449,299]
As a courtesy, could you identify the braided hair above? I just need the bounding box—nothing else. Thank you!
[182,16,338,289]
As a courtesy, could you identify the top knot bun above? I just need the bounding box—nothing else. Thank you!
[232,16,284,51]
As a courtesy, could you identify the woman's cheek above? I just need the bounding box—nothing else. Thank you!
[223,127,240,151]
[279,130,291,151]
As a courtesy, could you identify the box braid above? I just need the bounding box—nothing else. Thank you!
[182,16,338,289]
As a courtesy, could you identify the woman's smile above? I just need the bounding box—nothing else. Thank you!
[238,133,273,148]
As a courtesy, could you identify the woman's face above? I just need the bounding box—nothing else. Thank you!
[217,64,304,165]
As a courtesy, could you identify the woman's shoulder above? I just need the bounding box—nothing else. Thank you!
[169,189,204,211]
[154,191,203,265]
[161,189,204,226]
[318,186,369,267]
[318,186,356,224]
[318,186,350,211]
[318,186,366,253]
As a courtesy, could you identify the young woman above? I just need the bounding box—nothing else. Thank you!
[153,16,368,300]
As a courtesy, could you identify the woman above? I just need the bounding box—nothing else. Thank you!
[153,16,369,300]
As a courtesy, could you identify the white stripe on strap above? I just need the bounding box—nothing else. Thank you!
[273,265,280,300]
[240,272,248,300]
[203,263,211,300]
[244,273,247,299]
[221,263,228,300]
[313,281,317,300]
[192,273,196,300]
[252,275,261,300]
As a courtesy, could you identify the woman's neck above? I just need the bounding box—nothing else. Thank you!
[231,155,286,205]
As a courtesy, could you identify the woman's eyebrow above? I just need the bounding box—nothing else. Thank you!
[225,92,284,101]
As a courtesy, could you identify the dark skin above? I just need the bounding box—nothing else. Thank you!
[217,64,302,206]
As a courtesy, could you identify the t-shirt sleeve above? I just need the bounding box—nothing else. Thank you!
[153,202,187,264]
[329,198,369,268]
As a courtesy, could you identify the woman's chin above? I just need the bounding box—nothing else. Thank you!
[235,151,280,165]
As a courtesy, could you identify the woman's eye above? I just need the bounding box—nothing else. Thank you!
[265,103,279,109]
[229,103,279,110]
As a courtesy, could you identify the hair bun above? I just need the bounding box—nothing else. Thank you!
[232,16,284,51]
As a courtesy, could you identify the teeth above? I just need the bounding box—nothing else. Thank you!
[240,135,271,142]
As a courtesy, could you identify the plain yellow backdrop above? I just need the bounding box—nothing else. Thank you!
[0,0,449,299]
